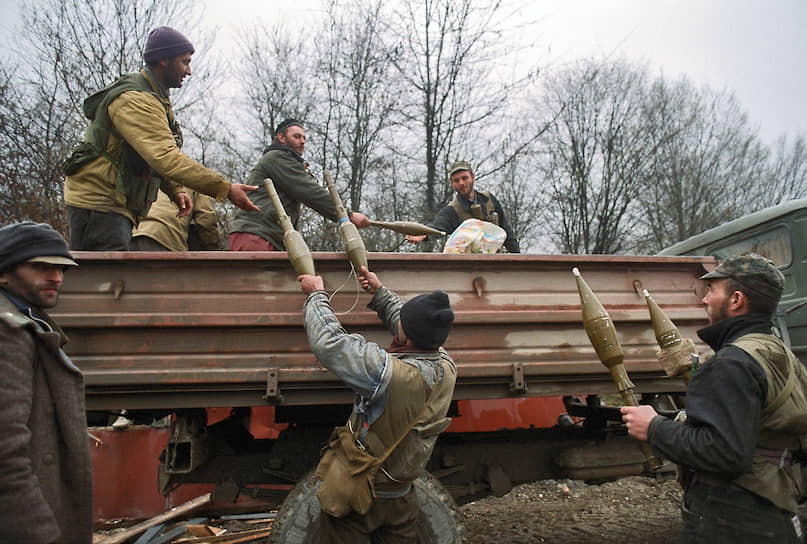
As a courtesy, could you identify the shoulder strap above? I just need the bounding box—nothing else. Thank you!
[376,371,444,464]
[731,333,797,417]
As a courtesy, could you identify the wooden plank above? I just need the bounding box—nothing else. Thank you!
[98,494,211,544]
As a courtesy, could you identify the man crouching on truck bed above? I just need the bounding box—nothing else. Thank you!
[0,222,93,543]
[297,266,457,543]
[622,253,807,544]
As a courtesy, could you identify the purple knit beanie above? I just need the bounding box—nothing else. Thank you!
[143,26,195,64]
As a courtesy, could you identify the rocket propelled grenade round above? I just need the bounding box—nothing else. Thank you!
[572,267,663,471]
[323,170,368,272]
[368,220,446,236]
[642,288,694,383]
[263,178,316,276]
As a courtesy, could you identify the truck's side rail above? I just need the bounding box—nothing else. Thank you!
[53,252,714,410]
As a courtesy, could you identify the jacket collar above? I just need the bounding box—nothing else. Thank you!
[141,67,169,100]
[263,142,305,163]
[0,287,68,345]
[697,313,774,352]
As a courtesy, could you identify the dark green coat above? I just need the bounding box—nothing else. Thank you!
[229,145,339,249]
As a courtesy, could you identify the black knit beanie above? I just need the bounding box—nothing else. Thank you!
[400,290,454,350]
[143,26,195,64]
[0,222,76,273]
[274,118,303,137]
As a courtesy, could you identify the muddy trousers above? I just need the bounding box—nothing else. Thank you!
[676,479,803,544]
[319,487,418,544]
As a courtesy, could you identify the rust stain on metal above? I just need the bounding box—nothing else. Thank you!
[55,252,712,410]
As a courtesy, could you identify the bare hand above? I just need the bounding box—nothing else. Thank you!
[620,405,658,442]
[357,266,381,294]
[405,234,427,244]
[349,212,370,229]
[298,274,324,294]
[173,192,193,218]
[228,183,260,212]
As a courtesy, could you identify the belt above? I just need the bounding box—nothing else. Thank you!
[755,447,794,468]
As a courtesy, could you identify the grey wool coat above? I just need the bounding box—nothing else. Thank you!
[0,293,93,543]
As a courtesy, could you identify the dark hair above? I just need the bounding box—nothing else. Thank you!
[725,278,778,316]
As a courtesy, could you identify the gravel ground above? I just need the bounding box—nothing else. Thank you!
[96,475,807,543]
[458,476,683,544]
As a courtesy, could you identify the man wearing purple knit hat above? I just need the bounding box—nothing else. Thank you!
[63,26,260,251]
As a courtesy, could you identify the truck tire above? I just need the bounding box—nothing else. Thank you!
[269,472,465,543]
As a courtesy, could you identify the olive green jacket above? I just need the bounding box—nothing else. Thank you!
[228,145,339,249]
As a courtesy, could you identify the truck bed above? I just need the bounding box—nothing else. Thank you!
[53,252,714,410]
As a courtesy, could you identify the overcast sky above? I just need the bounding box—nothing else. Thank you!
[2,0,804,145]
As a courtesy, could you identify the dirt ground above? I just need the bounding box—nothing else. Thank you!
[95,475,807,543]
[458,476,683,544]
[95,476,683,543]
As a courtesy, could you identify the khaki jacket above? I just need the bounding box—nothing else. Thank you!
[65,88,230,223]
[132,188,220,250]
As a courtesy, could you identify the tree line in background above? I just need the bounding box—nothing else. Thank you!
[1,0,805,253]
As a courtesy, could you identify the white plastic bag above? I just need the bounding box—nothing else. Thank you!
[443,218,506,254]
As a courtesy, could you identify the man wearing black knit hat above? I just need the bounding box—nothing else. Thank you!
[228,118,369,251]
[0,222,93,543]
[64,26,260,251]
[296,266,456,542]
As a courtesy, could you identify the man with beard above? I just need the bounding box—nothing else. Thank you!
[64,26,259,251]
[228,119,369,251]
[405,160,520,253]
[0,222,93,543]
[621,253,807,543]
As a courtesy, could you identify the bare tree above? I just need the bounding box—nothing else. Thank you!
[236,24,318,149]
[387,0,516,221]
[637,78,769,252]
[313,0,400,212]
[0,0,218,232]
[764,134,807,204]
[537,59,655,254]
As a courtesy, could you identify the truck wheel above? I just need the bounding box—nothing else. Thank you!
[269,472,465,543]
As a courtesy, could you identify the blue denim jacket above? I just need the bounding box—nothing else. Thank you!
[302,286,449,426]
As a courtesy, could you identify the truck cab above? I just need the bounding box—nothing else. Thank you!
[660,198,807,362]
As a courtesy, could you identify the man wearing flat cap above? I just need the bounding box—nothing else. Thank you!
[0,222,93,543]
[406,160,520,253]
[228,119,369,251]
[296,266,456,542]
[622,253,807,543]
[63,25,259,251]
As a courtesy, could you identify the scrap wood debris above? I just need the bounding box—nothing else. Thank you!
[94,493,277,544]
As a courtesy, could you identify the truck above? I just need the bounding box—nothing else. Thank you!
[60,249,714,540]
[60,197,807,540]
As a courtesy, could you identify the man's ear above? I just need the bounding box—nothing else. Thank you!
[730,289,749,313]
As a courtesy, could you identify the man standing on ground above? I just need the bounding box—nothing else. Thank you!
[63,26,259,250]
[228,119,369,251]
[622,254,807,543]
[0,222,93,543]
[297,266,456,542]
[405,160,520,253]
